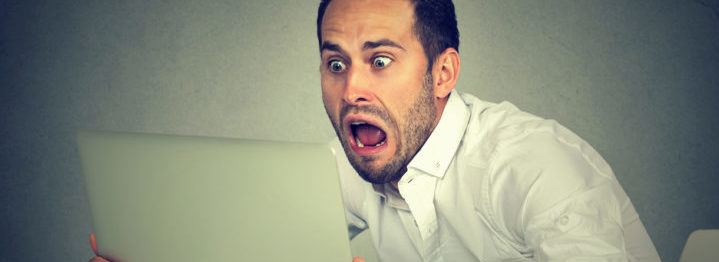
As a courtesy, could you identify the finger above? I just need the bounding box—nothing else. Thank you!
[90,232,99,255]
[88,256,110,262]
[352,257,365,262]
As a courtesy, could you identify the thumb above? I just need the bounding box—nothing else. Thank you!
[352,257,365,262]
[90,232,99,255]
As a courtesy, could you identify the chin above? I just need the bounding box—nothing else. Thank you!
[343,146,405,184]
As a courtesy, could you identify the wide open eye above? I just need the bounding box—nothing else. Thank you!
[372,56,392,69]
[328,60,346,73]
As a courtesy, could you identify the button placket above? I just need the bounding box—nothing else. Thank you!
[398,173,443,261]
[399,175,438,240]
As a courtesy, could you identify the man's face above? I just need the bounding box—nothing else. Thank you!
[320,0,440,184]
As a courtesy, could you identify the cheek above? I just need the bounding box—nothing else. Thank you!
[321,81,342,120]
[321,72,341,97]
[382,80,424,114]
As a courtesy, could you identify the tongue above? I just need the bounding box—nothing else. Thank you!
[355,124,386,146]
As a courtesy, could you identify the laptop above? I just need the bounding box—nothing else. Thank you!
[77,130,353,262]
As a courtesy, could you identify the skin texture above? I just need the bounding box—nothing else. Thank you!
[320,0,459,187]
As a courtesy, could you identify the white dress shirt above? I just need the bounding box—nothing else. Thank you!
[332,91,660,261]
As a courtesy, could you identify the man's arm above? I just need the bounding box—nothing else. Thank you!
[522,182,628,260]
[485,127,654,260]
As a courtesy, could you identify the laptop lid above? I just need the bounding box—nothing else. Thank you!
[78,130,352,262]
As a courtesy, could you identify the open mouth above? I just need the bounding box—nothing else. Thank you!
[347,119,388,155]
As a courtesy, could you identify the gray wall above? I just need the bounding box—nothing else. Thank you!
[1,0,717,261]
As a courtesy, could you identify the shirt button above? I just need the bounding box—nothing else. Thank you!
[558,215,570,226]
[435,162,441,168]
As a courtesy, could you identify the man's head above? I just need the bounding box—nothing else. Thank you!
[318,0,460,184]
[317,0,459,71]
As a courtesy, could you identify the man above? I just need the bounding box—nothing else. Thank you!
[89,0,659,261]
[318,0,660,261]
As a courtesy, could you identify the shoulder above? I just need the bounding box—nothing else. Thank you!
[457,93,618,237]
[458,92,614,187]
[485,119,616,217]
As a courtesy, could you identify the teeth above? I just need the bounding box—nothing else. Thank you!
[354,137,387,148]
[352,121,366,148]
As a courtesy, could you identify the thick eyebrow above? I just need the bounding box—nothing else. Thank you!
[363,39,406,51]
[320,39,406,54]
[320,41,344,54]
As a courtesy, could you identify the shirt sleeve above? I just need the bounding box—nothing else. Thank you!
[488,127,630,261]
[523,182,627,261]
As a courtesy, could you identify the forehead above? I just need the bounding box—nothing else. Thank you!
[321,0,416,47]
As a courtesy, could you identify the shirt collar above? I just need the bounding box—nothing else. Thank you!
[406,90,470,178]
[372,183,410,210]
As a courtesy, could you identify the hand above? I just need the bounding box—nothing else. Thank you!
[353,257,365,262]
[87,232,110,262]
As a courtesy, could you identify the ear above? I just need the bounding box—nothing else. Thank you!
[431,48,460,100]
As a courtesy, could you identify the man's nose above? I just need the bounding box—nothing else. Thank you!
[343,67,373,105]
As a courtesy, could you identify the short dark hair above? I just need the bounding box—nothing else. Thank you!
[317,0,459,70]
